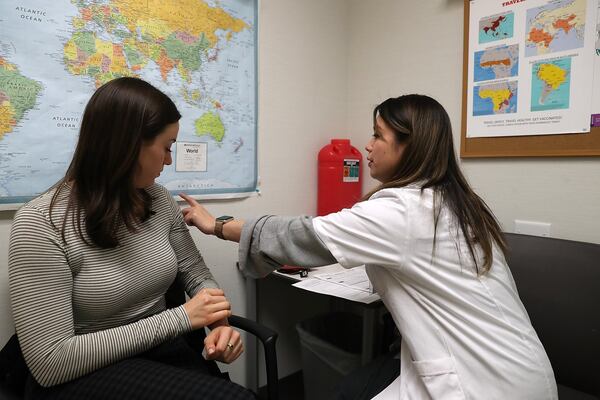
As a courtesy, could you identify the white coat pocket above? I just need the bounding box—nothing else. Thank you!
[412,356,465,400]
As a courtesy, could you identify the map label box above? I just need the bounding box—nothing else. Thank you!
[176,142,207,172]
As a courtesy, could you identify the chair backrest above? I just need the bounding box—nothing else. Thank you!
[504,233,600,396]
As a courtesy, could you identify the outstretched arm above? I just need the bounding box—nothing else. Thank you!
[180,193,243,242]
[238,215,337,278]
[179,193,336,278]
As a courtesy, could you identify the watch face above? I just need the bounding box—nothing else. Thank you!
[216,215,234,222]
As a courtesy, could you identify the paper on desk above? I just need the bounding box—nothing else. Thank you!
[292,266,381,304]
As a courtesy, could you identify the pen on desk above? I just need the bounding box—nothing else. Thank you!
[277,265,311,277]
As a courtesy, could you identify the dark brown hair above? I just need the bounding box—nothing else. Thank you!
[365,94,506,274]
[50,77,181,248]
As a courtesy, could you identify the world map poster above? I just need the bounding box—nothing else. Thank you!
[466,0,597,138]
[0,0,257,207]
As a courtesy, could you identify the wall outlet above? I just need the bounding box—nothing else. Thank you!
[514,220,552,237]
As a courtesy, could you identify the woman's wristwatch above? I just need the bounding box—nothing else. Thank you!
[214,215,234,239]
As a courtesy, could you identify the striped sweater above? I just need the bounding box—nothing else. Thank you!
[8,183,219,387]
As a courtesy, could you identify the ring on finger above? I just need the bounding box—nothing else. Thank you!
[227,342,234,351]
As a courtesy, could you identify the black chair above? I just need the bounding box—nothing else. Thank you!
[0,281,279,400]
[165,280,279,400]
[505,233,600,399]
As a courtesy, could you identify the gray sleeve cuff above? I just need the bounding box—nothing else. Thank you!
[238,215,336,278]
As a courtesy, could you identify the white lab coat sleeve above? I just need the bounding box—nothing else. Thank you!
[238,215,337,278]
[312,190,410,269]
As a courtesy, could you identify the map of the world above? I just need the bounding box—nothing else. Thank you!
[0,0,257,206]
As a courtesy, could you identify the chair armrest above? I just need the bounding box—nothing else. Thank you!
[229,315,277,344]
[229,315,279,400]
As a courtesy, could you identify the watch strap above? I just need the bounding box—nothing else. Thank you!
[215,219,225,239]
[214,216,234,239]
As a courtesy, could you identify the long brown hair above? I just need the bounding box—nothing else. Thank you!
[50,77,181,248]
[365,95,506,274]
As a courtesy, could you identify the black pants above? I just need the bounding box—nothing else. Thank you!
[25,331,255,400]
[335,351,400,400]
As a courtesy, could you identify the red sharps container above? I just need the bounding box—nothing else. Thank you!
[317,139,362,216]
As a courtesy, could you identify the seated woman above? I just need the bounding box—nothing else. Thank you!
[8,77,254,400]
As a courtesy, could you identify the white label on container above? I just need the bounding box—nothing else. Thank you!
[343,159,360,182]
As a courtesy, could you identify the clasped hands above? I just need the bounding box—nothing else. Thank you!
[183,288,243,364]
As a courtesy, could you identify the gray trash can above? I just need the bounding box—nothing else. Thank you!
[296,312,363,400]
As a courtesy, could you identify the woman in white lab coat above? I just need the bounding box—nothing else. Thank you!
[180,94,558,399]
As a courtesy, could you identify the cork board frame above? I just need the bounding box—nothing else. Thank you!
[460,0,600,158]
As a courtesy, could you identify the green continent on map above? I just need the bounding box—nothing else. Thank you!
[195,112,225,142]
[0,58,42,140]
[64,0,249,87]
[162,32,209,79]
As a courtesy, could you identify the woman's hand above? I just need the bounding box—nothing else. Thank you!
[180,193,215,235]
[204,325,244,364]
[183,288,232,330]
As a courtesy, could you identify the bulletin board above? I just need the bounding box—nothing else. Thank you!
[460,0,600,157]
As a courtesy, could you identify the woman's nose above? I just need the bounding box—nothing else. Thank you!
[165,152,173,165]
